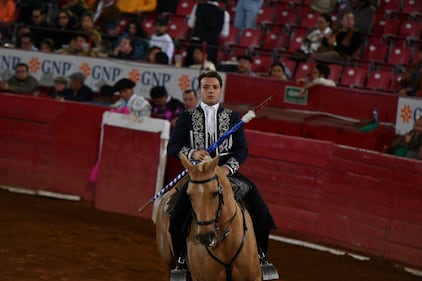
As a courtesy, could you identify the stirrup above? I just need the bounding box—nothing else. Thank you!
[170,257,188,281]
[259,253,280,280]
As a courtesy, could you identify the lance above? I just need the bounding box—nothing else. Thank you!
[138,95,273,213]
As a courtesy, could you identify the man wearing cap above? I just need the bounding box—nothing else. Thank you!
[62,72,93,102]
[237,54,256,76]
[111,78,151,116]
[149,17,174,64]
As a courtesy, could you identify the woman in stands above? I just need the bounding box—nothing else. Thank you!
[269,62,288,81]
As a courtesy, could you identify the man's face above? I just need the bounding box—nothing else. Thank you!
[31,10,45,25]
[152,96,168,106]
[237,59,251,74]
[20,37,33,50]
[15,66,29,81]
[120,88,133,101]
[199,77,221,106]
[183,91,198,109]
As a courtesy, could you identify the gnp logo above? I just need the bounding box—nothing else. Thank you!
[400,104,422,124]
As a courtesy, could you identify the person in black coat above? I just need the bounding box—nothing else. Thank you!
[167,71,277,278]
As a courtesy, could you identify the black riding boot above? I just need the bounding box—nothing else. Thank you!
[169,183,191,281]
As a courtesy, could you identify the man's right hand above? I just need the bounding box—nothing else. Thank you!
[191,149,210,161]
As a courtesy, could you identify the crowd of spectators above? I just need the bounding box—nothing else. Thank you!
[0,0,420,98]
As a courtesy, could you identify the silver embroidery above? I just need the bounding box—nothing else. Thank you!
[191,108,205,150]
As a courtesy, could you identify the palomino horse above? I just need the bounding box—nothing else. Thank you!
[155,154,262,281]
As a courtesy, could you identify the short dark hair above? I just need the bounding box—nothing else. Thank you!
[315,63,330,78]
[155,51,169,65]
[183,88,197,96]
[198,71,223,88]
[15,63,29,71]
[150,85,168,99]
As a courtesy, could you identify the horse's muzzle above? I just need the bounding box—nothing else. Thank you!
[196,231,216,247]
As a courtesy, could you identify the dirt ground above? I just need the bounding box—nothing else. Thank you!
[0,188,420,281]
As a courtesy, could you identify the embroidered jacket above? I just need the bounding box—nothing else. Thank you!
[167,105,248,174]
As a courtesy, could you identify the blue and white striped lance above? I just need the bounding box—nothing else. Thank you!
[150,110,256,203]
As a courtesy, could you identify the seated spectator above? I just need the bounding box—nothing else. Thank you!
[237,54,256,76]
[386,116,422,160]
[119,20,149,57]
[155,51,170,65]
[51,76,68,99]
[269,62,288,81]
[79,11,102,48]
[342,0,375,34]
[0,63,39,96]
[111,36,145,60]
[60,72,93,102]
[29,6,52,48]
[149,17,174,64]
[182,89,198,110]
[189,46,216,71]
[62,33,90,55]
[297,63,336,96]
[314,12,363,64]
[397,46,422,97]
[16,32,38,51]
[149,85,184,127]
[116,0,157,13]
[144,46,161,64]
[111,78,151,116]
[53,8,79,49]
[40,38,56,53]
[290,13,332,61]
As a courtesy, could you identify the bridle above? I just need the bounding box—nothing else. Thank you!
[188,174,248,281]
[189,175,223,227]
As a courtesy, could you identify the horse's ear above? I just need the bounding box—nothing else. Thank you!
[179,152,193,170]
[210,154,220,170]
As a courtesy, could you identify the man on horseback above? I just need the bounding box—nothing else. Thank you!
[167,70,278,280]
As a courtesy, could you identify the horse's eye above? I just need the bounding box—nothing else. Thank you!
[212,191,219,198]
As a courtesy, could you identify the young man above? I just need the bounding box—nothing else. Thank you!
[167,71,277,280]
[297,63,336,97]
[111,78,151,116]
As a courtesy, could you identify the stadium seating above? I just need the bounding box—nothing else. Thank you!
[340,66,368,88]
[175,0,196,17]
[365,69,393,91]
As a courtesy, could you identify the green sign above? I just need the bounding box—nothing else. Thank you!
[284,86,308,105]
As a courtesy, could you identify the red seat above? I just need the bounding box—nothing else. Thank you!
[237,28,264,49]
[398,20,422,39]
[361,43,388,63]
[372,18,400,37]
[328,64,344,84]
[300,10,319,29]
[288,32,306,53]
[377,0,401,14]
[252,55,274,74]
[390,73,403,92]
[219,26,240,47]
[175,0,196,17]
[260,30,290,52]
[275,4,300,28]
[340,66,368,88]
[401,0,422,17]
[386,46,413,67]
[294,61,314,80]
[168,17,190,40]
[366,69,392,91]
[257,6,277,28]
[142,18,156,37]
[282,59,297,79]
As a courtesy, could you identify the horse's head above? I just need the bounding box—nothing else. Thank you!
[180,153,226,247]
